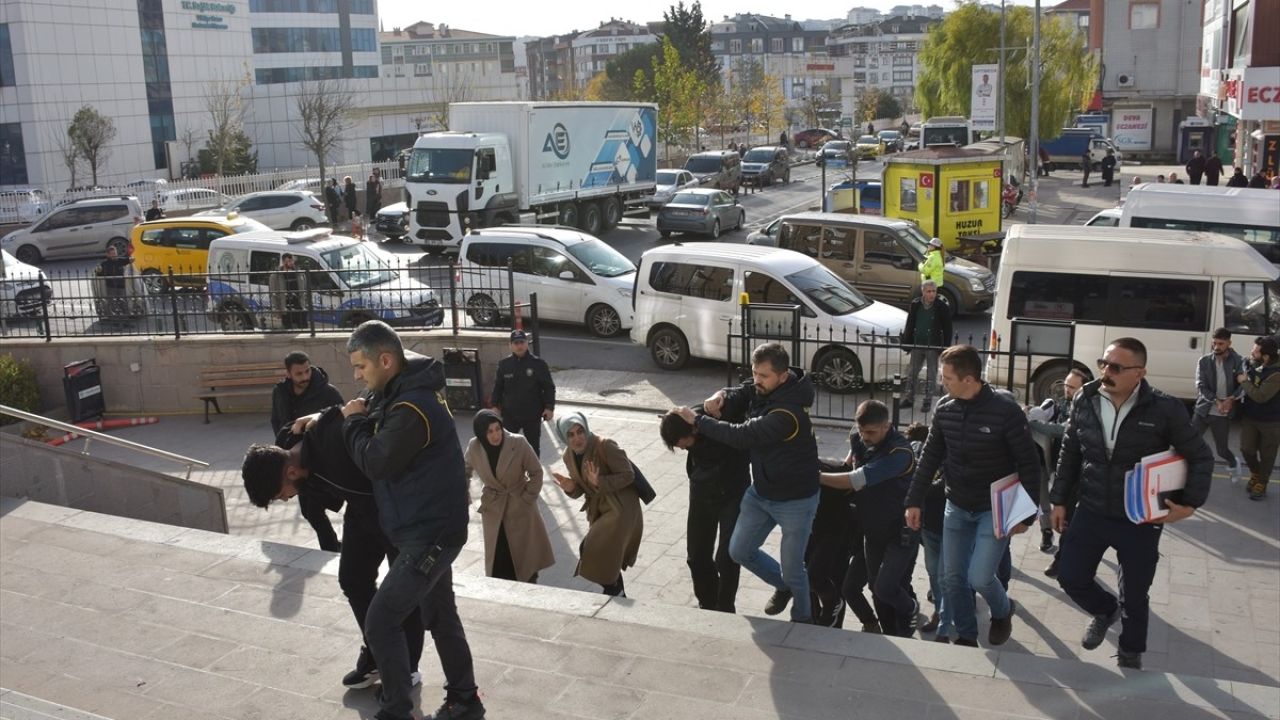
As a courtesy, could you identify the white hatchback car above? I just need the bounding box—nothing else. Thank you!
[159,188,231,214]
[199,191,328,231]
[457,226,636,337]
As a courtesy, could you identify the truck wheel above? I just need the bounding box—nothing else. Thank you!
[600,197,622,230]
[579,201,603,236]
[557,203,579,228]
[649,327,689,370]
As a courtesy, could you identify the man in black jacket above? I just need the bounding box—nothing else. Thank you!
[492,329,555,456]
[1052,337,1213,670]
[240,406,426,691]
[270,351,345,551]
[900,280,954,410]
[905,345,1041,648]
[660,405,749,613]
[341,320,483,720]
[676,342,821,623]
[1186,150,1206,185]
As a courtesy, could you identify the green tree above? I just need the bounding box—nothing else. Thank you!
[857,88,903,123]
[198,128,257,175]
[915,2,1096,140]
[662,1,720,88]
[67,105,116,187]
[651,38,704,161]
[603,43,663,101]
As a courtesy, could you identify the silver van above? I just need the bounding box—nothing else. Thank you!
[0,196,143,264]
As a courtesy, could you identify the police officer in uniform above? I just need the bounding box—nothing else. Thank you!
[492,329,556,456]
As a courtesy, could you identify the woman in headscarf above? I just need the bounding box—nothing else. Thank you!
[551,411,643,597]
[463,410,555,583]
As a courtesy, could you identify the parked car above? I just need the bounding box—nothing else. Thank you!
[819,141,855,168]
[276,178,324,194]
[745,217,782,246]
[648,169,699,210]
[904,124,922,151]
[197,190,328,231]
[159,188,231,214]
[877,129,904,153]
[683,150,741,193]
[0,188,51,225]
[374,201,409,240]
[0,248,53,318]
[456,225,636,337]
[854,135,882,159]
[740,146,791,186]
[793,128,839,149]
[656,189,745,240]
[0,195,144,264]
[132,213,271,292]
[124,178,168,204]
[1084,207,1122,227]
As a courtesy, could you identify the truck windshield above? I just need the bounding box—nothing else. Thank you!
[785,264,870,316]
[565,239,636,278]
[322,243,398,289]
[406,148,473,184]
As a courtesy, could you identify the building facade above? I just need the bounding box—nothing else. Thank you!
[1197,0,1280,176]
[827,15,938,117]
[569,19,658,90]
[709,14,839,126]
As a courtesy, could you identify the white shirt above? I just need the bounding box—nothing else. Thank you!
[1096,387,1140,456]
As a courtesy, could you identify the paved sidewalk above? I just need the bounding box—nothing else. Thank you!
[2,498,1276,720]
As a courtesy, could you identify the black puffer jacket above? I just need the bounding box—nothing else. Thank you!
[906,383,1041,517]
[1052,379,1213,519]
[271,365,344,445]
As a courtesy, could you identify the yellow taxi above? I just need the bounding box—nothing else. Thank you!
[854,134,883,159]
[131,213,270,292]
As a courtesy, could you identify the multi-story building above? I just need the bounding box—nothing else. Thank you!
[827,15,939,116]
[709,14,841,126]
[524,32,579,100]
[1197,0,1279,176]
[569,19,657,90]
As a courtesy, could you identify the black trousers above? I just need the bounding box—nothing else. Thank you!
[503,415,543,456]
[338,511,424,669]
[860,520,919,637]
[491,523,517,581]
[1056,505,1163,653]
[841,532,879,628]
[299,490,340,552]
[686,484,744,613]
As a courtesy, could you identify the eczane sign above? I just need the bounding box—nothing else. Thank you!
[1112,108,1153,152]
[1225,67,1280,121]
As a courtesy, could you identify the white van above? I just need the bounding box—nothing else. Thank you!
[631,244,907,391]
[1119,184,1280,264]
[206,228,442,331]
[989,224,1279,401]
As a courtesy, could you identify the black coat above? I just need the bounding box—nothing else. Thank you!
[906,383,1041,518]
[901,295,954,349]
[492,352,555,421]
[686,410,750,503]
[343,181,357,212]
[324,184,340,209]
[1226,172,1249,188]
[1205,156,1224,184]
[293,405,379,521]
[271,365,344,445]
[1052,379,1213,519]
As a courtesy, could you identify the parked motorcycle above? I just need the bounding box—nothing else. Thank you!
[1001,181,1023,219]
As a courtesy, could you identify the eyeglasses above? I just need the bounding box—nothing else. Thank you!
[1096,358,1144,374]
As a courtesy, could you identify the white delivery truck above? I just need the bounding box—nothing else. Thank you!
[404,101,659,253]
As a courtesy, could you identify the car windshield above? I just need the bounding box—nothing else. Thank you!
[656,170,680,185]
[321,243,399,289]
[785,264,870,316]
[685,156,722,173]
[897,224,931,257]
[564,238,636,278]
[406,147,473,184]
[743,149,775,162]
[670,192,710,206]
[879,131,902,140]
[857,135,878,144]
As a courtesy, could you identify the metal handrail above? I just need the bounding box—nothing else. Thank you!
[0,405,209,479]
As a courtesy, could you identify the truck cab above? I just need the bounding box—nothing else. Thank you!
[405,132,517,254]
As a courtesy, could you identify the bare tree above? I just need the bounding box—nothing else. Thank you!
[295,76,357,187]
[427,66,475,131]
[205,75,250,182]
[49,127,81,190]
[179,125,200,163]
[67,105,116,187]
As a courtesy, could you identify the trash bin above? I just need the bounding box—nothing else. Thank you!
[63,358,105,422]
[442,348,482,412]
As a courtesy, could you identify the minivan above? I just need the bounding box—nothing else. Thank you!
[989,224,1279,402]
[684,150,741,193]
[631,244,907,391]
[1118,184,1280,264]
[740,146,790,186]
[752,212,995,314]
[0,196,144,264]
[457,226,636,337]
[206,228,442,331]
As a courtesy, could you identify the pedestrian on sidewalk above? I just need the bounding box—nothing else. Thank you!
[1169,172,1185,184]
[1186,150,1206,185]
[241,404,427,693]
[366,168,383,220]
[270,351,345,551]
[661,406,748,613]
[1205,152,1225,186]
[341,320,484,720]
[1052,337,1212,671]
[1100,150,1117,187]
[680,342,821,623]
[463,410,555,583]
[905,345,1040,648]
[551,411,644,597]
[1237,336,1280,500]
[1227,167,1250,187]
[1026,368,1087,577]
[1248,169,1268,188]
[492,329,555,456]
[324,179,341,226]
[1192,328,1245,484]
[899,280,953,412]
[909,422,951,641]
[1081,151,1092,187]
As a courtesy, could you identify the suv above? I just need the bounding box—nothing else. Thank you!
[198,191,327,231]
[0,248,53,318]
[457,226,636,337]
[740,146,790,186]
[132,213,271,292]
[0,196,143,264]
[683,151,741,193]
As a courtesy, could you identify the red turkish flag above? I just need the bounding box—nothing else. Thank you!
[920,173,934,188]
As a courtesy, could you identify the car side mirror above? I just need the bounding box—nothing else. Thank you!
[558,270,576,281]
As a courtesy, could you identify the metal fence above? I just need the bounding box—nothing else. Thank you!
[724,303,1077,427]
[1,257,539,342]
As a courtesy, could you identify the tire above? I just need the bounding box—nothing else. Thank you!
[586,303,622,338]
[1001,201,1015,219]
[1031,362,1077,404]
[217,303,254,332]
[467,293,501,325]
[291,219,315,231]
[709,219,721,240]
[649,327,689,370]
[938,287,962,317]
[814,348,863,393]
[659,229,671,239]
[783,169,790,184]
[557,203,579,228]
[106,237,130,257]
[600,197,622,230]
[14,244,40,265]
[141,269,168,294]
[579,201,603,236]
[798,140,810,149]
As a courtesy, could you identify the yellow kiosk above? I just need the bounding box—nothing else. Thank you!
[882,147,1004,249]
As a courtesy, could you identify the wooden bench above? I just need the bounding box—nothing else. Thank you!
[196,363,284,423]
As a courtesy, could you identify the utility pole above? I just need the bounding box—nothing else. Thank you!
[1029,0,1041,223]
[998,0,1006,144]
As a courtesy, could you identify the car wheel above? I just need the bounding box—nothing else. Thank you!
[938,287,962,316]
[815,348,864,393]
[659,229,671,239]
[586,303,622,338]
[106,237,130,257]
[141,269,169,294]
[1032,362,1081,404]
[579,201,603,236]
[736,210,746,231]
[467,293,501,326]
[557,203,579,228]
[783,170,790,184]
[601,197,622,230]
[649,327,689,370]
[709,219,720,239]
[798,140,810,149]
[217,303,254,332]
[291,219,315,231]
[14,244,40,265]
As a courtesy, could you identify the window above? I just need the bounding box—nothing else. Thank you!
[823,227,856,261]
[0,122,27,185]
[0,24,14,87]
[744,271,803,307]
[249,251,281,286]
[792,37,804,52]
[1223,281,1280,338]
[465,242,530,273]
[771,38,783,53]
[1008,271,1109,322]
[531,247,581,281]
[729,39,742,54]
[949,180,971,212]
[166,227,203,249]
[648,261,734,301]
[140,228,167,247]
[974,181,990,210]
[750,38,764,53]
[414,63,431,76]
[1109,277,1209,332]
[893,70,912,82]
[1128,216,1280,264]
[1130,2,1159,29]
[779,223,822,258]
[295,254,337,291]
[864,231,910,266]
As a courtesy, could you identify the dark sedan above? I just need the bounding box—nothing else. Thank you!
[656,189,745,239]
[374,202,408,240]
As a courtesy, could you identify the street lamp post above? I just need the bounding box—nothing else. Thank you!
[1030,0,1041,224]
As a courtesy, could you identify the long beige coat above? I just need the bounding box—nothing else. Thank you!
[560,435,643,586]
[464,431,555,582]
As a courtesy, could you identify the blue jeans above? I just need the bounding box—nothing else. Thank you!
[730,486,820,621]
[942,500,1012,641]
[920,528,953,639]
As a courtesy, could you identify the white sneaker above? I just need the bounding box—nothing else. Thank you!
[1230,464,1242,484]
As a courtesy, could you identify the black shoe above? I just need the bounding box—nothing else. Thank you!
[1040,529,1054,553]
[1116,650,1142,670]
[934,634,951,644]
[861,621,883,634]
[988,600,1015,646]
[954,637,979,647]
[1044,557,1059,578]
[764,589,792,616]
[424,695,486,720]
[342,646,378,689]
[921,611,940,634]
[1082,608,1120,650]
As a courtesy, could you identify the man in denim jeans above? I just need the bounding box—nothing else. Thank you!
[680,343,820,623]
[905,345,1041,648]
